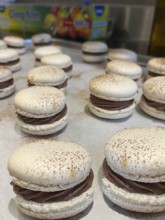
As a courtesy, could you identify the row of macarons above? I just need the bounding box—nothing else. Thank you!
[7,126,165,219]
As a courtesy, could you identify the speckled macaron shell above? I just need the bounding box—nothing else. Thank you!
[8,140,92,191]
[106,60,142,80]
[14,86,66,118]
[34,46,62,59]
[41,54,72,68]
[0,39,7,49]
[89,74,138,101]
[102,177,165,213]
[0,66,15,98]
[105,127,165,182]
[142,76,165,103]
[147,58,165,75]
[4,36,26,55]
[32,33,52,44]
[108,49,137,62]
[27,65,67,86]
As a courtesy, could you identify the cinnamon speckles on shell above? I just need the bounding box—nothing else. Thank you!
[105,127,165,183]
[8,140,92,191]
[89,74,137,101]
[14,86,66,118]
[143,76,165,103]
[147,58,165,74]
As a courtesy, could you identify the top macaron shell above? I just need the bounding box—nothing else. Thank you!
[147,58,165,75]
[89,74,137,101]
[41,54,72,68]
[34,46,62,59]
[4,36,25,47]
[0,39,7,49]
[0,48,19,62]
[28,66,67,86]
[106,60,142,80]
[105,127,165,183]
[0,66,13,82]
[82,41,108,53]
[8,140,92,191]
[108,49,137,62]
[14,86,66,118]
[32,33,52,44]
[143,76,165,103]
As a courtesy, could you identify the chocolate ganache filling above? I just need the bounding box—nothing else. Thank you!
[34,42,52,46]
[28,79,67,89]
[0,78,13,89]
[103,159,165,195]
[143,95,165,111]
[83,51,107,56]
[90,94,134,110]
[17,105,67,125]
[11,170,94,203]
[0,59,20,66]
[148,71,164,77]
[62,65,72,72]
[8,45,25,49]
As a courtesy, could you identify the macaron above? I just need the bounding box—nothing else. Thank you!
[139,76,165,120]
[27,65,68,93]
[0,48,21,72]
[147,58,165,78]
[32,33,52,47]
[8,140,94,219]
[107,48,137,62]
[88,74,138,119]
[41,54,73,78]
[0,39,7,49]
[0,66,15,99]
[82,41,108,63]
[34,45,62,66]
[3,35,26,55]
[106,60,142,80]
[102,126,165,213]
[14,86,68,135]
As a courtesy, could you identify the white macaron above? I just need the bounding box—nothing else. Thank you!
[41,54,73,78]
[106,60,142,80]
[8,140,94,219]
[27,65,68,93]
[140,76,165,120]
[14,86,68,135]
[107,48,137,62]
[82,41,108,63]
[88,74,138,119]
[0,66,15,98]
[34,46,62,66]
[102,126,165,213]
[0,39,7,49]
[32,33,52,47]
[147,58,165,78]
[0,48,21,72]
[4,35,26,55]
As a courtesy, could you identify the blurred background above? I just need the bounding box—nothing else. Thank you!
[0,0,164,56]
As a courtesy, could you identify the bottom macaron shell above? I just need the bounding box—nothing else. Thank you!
[0,84,15,99]
[82,54,106,63]
[10,61,21,72]
[16,114,68,135]
[88,101,135,119]
[66,70,73,79]
[14,188,93,219]
[16,47,26,55]
[140,97,165,120]
[102,178,165,213]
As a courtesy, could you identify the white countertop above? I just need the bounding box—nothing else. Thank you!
[1,44,165,220]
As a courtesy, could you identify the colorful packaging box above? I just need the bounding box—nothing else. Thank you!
[0,4,111,41]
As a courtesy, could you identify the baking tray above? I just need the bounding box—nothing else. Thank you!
[1,41,165,220]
